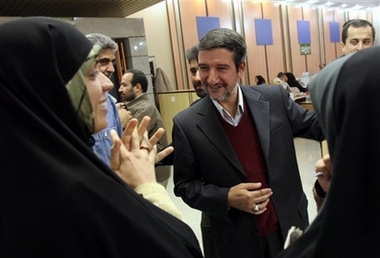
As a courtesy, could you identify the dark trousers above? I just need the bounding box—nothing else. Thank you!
[201,212,216,258]
[260,229,284,258]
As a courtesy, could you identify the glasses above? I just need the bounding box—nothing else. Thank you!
[96,58,116,66]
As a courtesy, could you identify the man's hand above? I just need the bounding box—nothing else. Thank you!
[109,116,173,189]
[228,183,273,215]
[118,108,132,129]
[315,154,333,193]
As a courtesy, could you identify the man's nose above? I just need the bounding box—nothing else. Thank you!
[194,70,201,81]
[106,62,115,73]
[102,79,113,92]
[356,42,364,51]
[207,69,219,84]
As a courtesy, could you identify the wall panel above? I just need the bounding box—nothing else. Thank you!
[166,0,186,90]
[207,0,232,29]
[334,11,346,58]
[179,0,206,51]
[242,2,268,84]
[322,9,336,64]
[286,6,305,77]
[164,1,377,89]
[178,0,206,90]
[263,3,285,81]
[303,7,319,76]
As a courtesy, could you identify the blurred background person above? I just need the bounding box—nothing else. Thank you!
[119,69,170,187]
[318,63,326,70]
[341,19,375,55]
[278,72,307,93]
[255,75,266,85]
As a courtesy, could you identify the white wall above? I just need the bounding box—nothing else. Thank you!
[127,2,176,90]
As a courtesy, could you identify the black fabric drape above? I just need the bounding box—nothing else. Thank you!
[277,46,380,257]
[0,17,202,257]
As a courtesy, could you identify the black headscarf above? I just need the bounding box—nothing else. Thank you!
[276,46,380,257]
[285,72,307,93]
[0,17,202,257]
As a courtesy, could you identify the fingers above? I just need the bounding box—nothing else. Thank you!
[122,118,138,150]
[118,109,133,128]
[116,102,126,109]
[238,182,263,191]
[155,146,174,163]
[228,183,273,215]
[149,128,165,147]
[137,116,151,140]
[253,189,273,203]
[137,116,167,153]
[251,199,270,215]
[315,154,333,180]
[322,154,333,175]
[110,129,122,171]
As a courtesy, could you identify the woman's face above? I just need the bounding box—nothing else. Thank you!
[84,63,113,133]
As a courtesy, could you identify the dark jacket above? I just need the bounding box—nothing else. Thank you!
[173,85,324,258]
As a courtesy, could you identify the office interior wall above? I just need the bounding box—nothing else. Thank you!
[130,1,378,90]
[2,2,377,91]
[126,2,178,91]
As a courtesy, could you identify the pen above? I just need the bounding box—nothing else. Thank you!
[315,172,324,177]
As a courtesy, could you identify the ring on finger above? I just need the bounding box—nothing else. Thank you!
[253,204,259,212]
[140,146,150,151]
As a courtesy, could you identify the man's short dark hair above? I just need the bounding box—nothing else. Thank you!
[186,45,198,64]
[198,28,246,71]
[125,69,148,93]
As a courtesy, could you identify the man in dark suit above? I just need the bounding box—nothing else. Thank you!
[172,28,324,258]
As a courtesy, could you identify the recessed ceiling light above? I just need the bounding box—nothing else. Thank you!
[353,5,363,9]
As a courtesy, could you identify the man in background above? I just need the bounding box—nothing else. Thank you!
[187,45,207,100]
[86,33,131,166]
[278,72,307,93]
[341,19,375,55]
[186,44,214,258]
[119,69,170,187]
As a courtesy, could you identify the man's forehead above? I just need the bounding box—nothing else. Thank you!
[347,26,373,38]
[189,59,198,66]
[97,48,115,58]
[198,48,234,63]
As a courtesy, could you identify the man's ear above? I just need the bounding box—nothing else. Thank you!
[340,42,345,53]
[134,83,142,93]
[238,62,246,78]
[240,62,246,71]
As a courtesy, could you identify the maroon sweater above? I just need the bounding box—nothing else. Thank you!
[219,102,278,236]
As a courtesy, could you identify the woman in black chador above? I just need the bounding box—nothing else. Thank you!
[0,17,202,257]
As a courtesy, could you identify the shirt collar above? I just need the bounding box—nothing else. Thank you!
[211,84,244,126]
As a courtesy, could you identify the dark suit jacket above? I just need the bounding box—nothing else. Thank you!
[173,85,324,258]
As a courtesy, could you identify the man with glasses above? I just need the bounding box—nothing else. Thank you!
[86,33,132,166]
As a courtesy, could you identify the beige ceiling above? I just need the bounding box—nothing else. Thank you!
[0,0,378,18]
[0,0,163,17]
[268,0,380,9]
